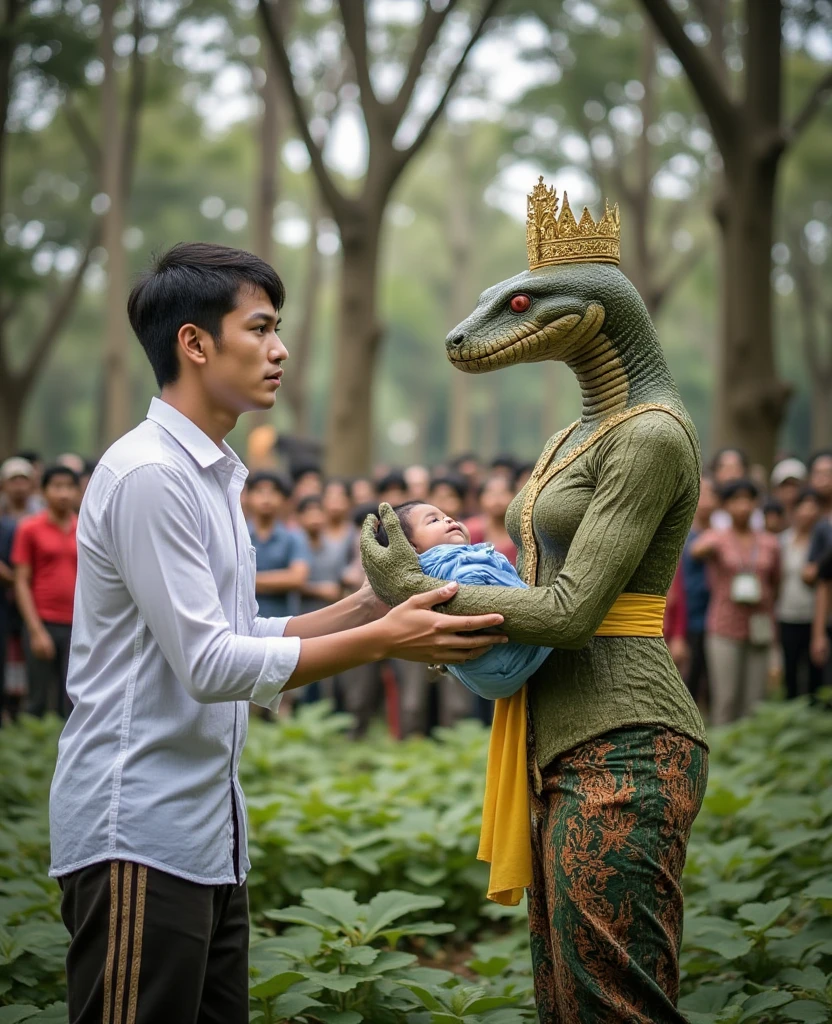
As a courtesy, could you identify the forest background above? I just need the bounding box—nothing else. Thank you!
[2,0,832,476]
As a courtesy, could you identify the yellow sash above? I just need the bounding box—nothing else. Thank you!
[477,592,667,906]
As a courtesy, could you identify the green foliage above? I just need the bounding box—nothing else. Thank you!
[1,700,831,1021]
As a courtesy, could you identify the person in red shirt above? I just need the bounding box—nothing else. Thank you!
[11,464,80,717]
[464,473,518,566]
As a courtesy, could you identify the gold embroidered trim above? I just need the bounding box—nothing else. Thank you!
[519,403,694,586]
[113,863,133,1024]
[125,865,147,1024]
[102,863,119,1024]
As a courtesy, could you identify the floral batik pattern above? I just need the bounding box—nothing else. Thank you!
[528,727,708,1024]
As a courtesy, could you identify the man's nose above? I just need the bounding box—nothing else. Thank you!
[271,338,289,361]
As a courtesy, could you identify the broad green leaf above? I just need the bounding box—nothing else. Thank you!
[737,898,791,933]
[363,890,445,941]
[310,1011,363,1024]
[263,906,334,931]
[0,1009,41,1024]
[300,888,362,931]
[399,981,446,1011]
[778,966,828,993]
[302,970,363,993]
[738,990,793,1022]
[341,945,378,966]
[466,955,512,978]
[272,992,323,1018]
[33,1006,70,1023]
[249,969,306,998]
[463,994,519,1013]
[802,878,832,900]
[785,1000,830,1023]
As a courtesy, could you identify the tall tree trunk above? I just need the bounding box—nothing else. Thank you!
[253,51,280,267]
[447,132,473,455]
[811,377,832,451]
[284,205,323,437]
[100,0,131,446]
[324,212,382,476]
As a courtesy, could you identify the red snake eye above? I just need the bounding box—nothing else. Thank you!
[509,293,531,314]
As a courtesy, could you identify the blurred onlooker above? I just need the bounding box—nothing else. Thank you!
[247,471,309,618]
[777,488,824,700]
[321,478,355,562]
[664,565,689,677]
[377,470,408,507]
[428,473,466,520]
[351,477,375,506]
[404,464,430,503]
[808,449,832,516]
[291,462,324,501]
[514,461,535,492]
[770,457,807,521]
[450,454,482,516]
[297,495,347,615]
[691,479,780,726]
[465,474,518,565]
[762,498,787,535]
[489,455,517,488]
[11,465,80,718]
[1,457,38,518]
[0,513,15,725]
[57,452,85,476]
[711,447,749,487]
[811,547,832,679]
[79,459,97,502]
[296,494,349,705]
[681,476,718,707]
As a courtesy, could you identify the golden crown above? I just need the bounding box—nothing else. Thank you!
[526,177,620,270]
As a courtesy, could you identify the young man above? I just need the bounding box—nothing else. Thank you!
[12,464,79,718]
[247,470,309,618]
[50,243,505,1023]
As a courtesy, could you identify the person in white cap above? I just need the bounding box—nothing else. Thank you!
[770,457,807,523]
[0,457,37,520]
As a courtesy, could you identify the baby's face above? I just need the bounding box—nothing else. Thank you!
[407,504,470,553]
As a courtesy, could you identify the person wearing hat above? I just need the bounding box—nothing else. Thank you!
[770,457,808,524]
[0,456,37,520]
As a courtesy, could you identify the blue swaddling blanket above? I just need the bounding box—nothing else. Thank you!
[417,542,552,700]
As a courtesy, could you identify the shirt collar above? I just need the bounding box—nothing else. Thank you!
[146,397,244,473]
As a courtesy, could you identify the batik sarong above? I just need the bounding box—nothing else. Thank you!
[528,726,708,1023]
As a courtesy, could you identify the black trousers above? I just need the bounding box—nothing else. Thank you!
[685,629,709,706]
[778,620,824,700]
[23,620,72,717]
[60,861,249,1024]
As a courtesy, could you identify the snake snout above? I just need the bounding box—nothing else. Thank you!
[446,330,466,349]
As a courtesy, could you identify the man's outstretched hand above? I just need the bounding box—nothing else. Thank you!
[360,502,437,607]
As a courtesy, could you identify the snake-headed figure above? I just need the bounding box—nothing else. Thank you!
[362,179,709,1023]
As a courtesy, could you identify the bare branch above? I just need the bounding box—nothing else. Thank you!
[788,68,832,146]
[337,0,384,133]
[652,240,707,313]
[18,227,101,391]
[258,0,346,219]
[640,0,738,158]
[390,0,459,128]
[396,0,501,173]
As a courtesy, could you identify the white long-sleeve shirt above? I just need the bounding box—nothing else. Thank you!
[49,398,301,884]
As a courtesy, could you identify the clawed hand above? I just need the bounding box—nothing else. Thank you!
[360,502,433,607]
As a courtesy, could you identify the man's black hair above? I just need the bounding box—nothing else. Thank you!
[762,498,784,516]
[291,461,322,484]
[429,473,467,501]
[490,454,518,471]
[246,470,292,497]
[127,242,285,389]
[376,470,407,495]
[710,446,749,474]
[795,486,822,506]
[352,501,380,528]
[296,494,323,515]
[450,453,479,470]
[42,464,80,489]
[375,501,424,548]
[720,477,759,502]
[16,449,41,465]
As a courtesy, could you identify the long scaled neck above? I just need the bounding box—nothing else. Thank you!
[564,320,680,426]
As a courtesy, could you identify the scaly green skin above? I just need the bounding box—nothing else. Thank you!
[362,261,706,766]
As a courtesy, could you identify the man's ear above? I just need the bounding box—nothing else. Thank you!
[177,323,211,369]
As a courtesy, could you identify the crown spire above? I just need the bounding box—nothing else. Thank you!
[525,176,620,270]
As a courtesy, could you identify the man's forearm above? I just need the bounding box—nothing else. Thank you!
[284,587,386,640]
[256,567,307,594]
[283,619,388,690]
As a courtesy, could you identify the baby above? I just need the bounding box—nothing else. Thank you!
[376,502,552,699]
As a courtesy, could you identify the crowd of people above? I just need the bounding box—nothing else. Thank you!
[1,443,831,735]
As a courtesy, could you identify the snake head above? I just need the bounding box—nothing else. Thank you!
[445,262,642,373]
